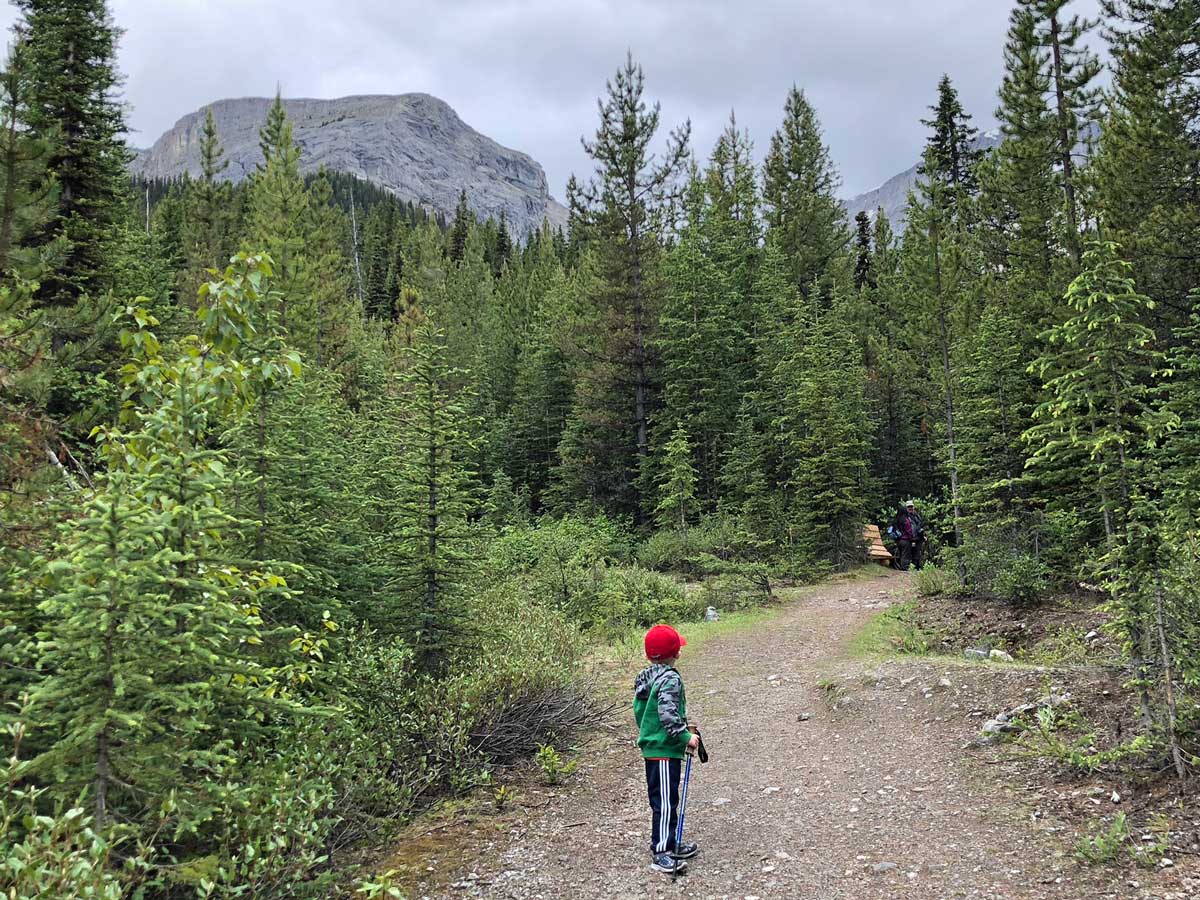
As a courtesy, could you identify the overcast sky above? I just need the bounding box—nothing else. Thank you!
[0,0,1105,198]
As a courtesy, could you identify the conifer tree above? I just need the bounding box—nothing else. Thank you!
[899,147,973,546]
[1094,0,1200,325]
[386,319,481,671]
[492,209,512,276]
[761,87,849,300]
[562,53,689,520]
[718,393,776,540]
[702,114,760,332]
[508,267,576,510]
[0,40,58,278]
[657,168,747,507]
[29,255,299,827]
[918,75,982,222]
[303,169,354,367]
[853,211,873,290]
[179,107,232,302]
[258,91,288,167]
[244,108,316,351]
[14,0,129,311]
[655,422,698,533]
[449,188,470,263]
[1025,240,1165,729]
[775,303,872,568]
[1025,241,1161,545]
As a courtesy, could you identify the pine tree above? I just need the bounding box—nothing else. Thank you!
[304,169,355,367]
[656,168,747,508]
[562,53,689,520]
[179,107,232,303]
[508,267,576,510]
[1094,0,1200,327]
[0,39,59,278]
[492,209,512,277]
[918,75,982,222]
[449,188,470,263]
[761,87,849,300]
[853,211,873,290]
[1024,240,1167,737]
[1025,241,1161,546]
[258,91,288,167]
[386,318,481,671]
[655,422,698,532]
[775,303,872,569]
[1036,1,1101,266]
[244,107,316,351]
[14,0,129,311]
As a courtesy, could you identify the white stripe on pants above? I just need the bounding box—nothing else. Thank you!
[658,759,670,853]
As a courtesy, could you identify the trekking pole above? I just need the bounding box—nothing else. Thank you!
[672,753,693,881]
[672,728,708,880]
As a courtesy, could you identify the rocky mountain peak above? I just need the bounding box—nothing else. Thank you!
[131,93,568,236]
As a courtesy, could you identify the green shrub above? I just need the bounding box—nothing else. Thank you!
[635,516,749,575]
[594,566,702,632]
[486,514,633,622]
[948,532,1049,603]
[698,569,773,613]
[181,736,342,899]
[1,706,132,899]
[912,563,958,597]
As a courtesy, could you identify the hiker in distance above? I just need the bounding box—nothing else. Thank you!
[894,499,926,571]
[634,624,701,874]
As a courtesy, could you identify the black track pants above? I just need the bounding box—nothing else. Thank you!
[644,757,682,854]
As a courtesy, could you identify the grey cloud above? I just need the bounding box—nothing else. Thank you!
[0,0,1105,198]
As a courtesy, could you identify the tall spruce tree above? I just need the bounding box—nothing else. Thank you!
[561,53,689,521]
[775,301,872,569]
[14,0,128,311]
[1094,0,1200,328]
[179,107,232,303]
[387,318,480,671]
[29,256,299,827]
[762,87,849,300]
[919,74,983,222]
[899,147,974,547]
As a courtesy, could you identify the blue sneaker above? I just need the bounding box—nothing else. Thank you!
[650,853,686,874]
[673,841,699,859]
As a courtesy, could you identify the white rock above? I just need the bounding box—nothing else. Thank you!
[989,649,1015,662]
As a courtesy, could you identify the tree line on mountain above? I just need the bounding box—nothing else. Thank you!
[1,0,1197,895]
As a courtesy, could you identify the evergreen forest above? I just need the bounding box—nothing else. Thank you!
[1,0,1199,896]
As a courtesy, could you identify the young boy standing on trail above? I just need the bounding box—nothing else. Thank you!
[633,624,701,874]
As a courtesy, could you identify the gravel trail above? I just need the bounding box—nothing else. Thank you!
[404,571,1188,900]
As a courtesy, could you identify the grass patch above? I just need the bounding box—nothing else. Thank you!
[848,601,939,658]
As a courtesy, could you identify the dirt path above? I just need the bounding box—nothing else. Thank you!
[395,571,1191,900]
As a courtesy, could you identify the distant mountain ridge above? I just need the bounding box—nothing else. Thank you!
[843,131,1003,229]
[130,93,569,236]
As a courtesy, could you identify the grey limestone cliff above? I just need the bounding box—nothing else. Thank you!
[131,93,568,236]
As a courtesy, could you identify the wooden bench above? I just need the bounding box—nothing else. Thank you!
[863,524,893,566]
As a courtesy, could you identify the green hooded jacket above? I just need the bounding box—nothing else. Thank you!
[633,663,690,759]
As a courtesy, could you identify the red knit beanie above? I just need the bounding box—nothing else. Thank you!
[644,624,686,660]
